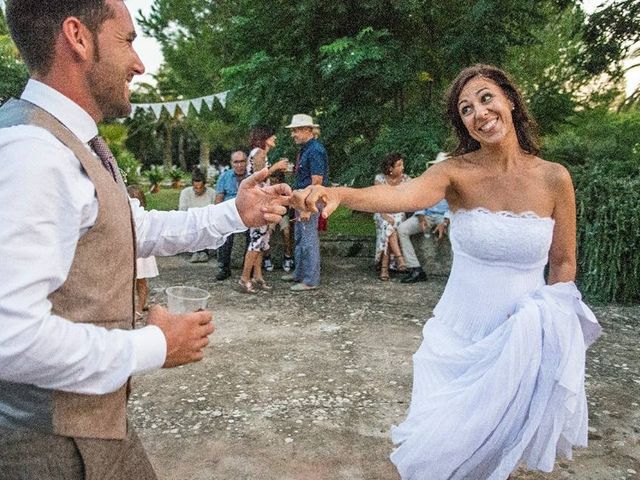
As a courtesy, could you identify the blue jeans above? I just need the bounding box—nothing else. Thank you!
[293,212,321,286]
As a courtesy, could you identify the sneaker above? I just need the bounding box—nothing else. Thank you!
[216,270,231,281]
[189,252,201,263]
[290,283,318,292]
[283,257,294,272]
[263,257,274,272]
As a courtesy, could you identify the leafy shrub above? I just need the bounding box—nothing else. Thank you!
[98,123,141,185]
[143,165,166,193]
[544,108,640,303]
[116,150,141,185]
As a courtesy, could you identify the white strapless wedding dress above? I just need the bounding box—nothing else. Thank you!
[390,208,602,480]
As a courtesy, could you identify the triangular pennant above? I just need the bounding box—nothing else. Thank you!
[165,102,178,116]
[204,95,215,110]
[178,101,191,115]
[215,91,228,108]
[191,98,204,113]
[150,104,163,118]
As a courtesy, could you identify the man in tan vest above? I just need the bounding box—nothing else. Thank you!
[0,1,291,479]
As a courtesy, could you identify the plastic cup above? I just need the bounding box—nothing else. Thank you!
[166,286,210,313]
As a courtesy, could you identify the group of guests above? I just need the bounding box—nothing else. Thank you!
[373,152,451,283]
[180,133,453,290]
[178,114,329,293]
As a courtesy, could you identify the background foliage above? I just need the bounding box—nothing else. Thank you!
[0,1,638,302]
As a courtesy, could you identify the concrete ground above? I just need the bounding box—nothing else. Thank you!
[131,254,640,480]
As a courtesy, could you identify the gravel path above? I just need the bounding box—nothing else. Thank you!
[131,254,640,480]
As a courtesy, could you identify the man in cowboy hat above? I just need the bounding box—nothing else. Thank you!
[281,114,329,291]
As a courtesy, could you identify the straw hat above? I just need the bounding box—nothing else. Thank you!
[285,114,319,129]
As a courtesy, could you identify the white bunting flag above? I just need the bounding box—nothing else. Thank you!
[129,90,228,120]
[178,101,191,115]
[165,102,178,116]
[215,91,228,108]
[150,104,163,118]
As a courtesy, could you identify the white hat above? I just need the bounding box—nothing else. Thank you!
[428,152,449,164]
[285,114,319,129]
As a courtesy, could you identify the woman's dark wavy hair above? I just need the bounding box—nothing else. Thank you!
[380,152,403,175]
[249,125,276,150]
[446,64,540,156]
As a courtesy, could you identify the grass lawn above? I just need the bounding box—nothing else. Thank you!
[145,187,375,237]
[146,188,181,211]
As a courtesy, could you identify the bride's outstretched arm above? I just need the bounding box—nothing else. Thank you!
[292,162,452,218]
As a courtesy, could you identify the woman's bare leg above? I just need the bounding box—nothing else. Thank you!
[253,252,264,281]
[241,251,257,283]
[135,278,148,314]
[380,252,390,280]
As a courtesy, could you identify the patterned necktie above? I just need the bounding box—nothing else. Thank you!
[89,135,124,185]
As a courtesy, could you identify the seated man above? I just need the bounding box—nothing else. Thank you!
[179,169,217,262]
[398,199,450,283]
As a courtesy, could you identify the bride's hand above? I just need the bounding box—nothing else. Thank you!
[290,185,341,221]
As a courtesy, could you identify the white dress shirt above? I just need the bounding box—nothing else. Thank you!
[0,80,246,395]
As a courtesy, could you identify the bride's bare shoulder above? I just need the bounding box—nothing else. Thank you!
[536,157,573,189]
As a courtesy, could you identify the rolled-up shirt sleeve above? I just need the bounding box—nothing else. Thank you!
[0,128,166,395]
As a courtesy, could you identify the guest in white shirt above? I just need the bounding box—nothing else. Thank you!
[178,168,217,263]
[0,0,291,478]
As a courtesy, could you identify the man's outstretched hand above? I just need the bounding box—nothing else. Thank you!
[290,185,341,221]
[236,168,292,227]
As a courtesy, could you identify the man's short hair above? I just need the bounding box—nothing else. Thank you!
[191,168,206,184]
[5,0,115,75]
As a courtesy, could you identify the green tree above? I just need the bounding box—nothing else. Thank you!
[0,7,28,105]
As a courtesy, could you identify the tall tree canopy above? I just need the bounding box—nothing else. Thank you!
[137,0,629,183]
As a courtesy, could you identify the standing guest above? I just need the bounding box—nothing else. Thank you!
[373,152,410,281]
[214,150,249,280]
[127,185,159,319]
[179,168,217,263]
[292,64,601,479]
[281,114,329,291]
[238,126,289,293]
[262,168,295,272]
[0,1,291,478]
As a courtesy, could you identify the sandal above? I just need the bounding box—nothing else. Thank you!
[379,266,390,281]
[238,278,256,293]
[252,278,272,290]
[396,255,408,272]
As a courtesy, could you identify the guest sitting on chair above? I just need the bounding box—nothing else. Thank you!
[373,152,410,281]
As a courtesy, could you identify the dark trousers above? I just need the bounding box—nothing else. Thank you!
[217,231,250,273]
[0,425,156,480]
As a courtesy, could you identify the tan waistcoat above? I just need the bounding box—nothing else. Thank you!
[0,98,136,440]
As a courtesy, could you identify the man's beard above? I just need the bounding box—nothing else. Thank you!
[87,57,131,120]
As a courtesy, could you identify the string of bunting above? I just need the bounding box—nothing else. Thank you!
[129,91,229,119]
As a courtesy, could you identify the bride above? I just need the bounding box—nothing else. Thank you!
[291,64,601,480]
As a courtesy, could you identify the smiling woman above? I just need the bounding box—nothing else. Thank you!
[446,64,540,157]
[289,64,602,480]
